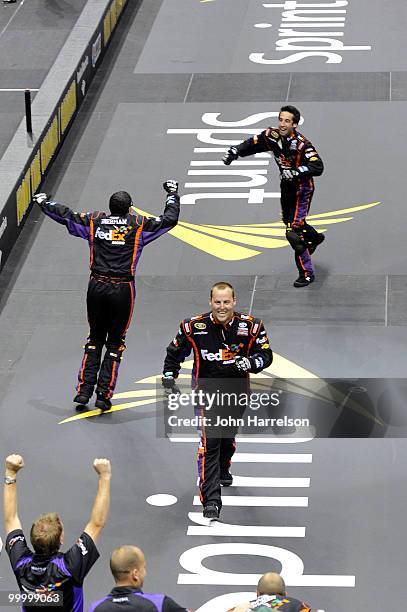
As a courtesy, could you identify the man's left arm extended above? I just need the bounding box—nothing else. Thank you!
[33,193,91,239]
[3,454,24,535]
[141,180,180,245]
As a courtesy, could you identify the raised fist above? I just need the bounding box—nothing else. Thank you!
[93,458,111,477]
[5,454,25,475]
[33,193,48,204]
[163,180,178,194]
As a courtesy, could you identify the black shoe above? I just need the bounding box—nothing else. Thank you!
[73,394,90,407]
[3,0,17,4]
[293,274,315,288]
[203,504,220,520]
[220,470,233,487]
[308,233,325,255]
[95,395,112,411]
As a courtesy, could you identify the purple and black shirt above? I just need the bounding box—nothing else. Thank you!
[37,193,180,280]
[88,586,189,612]
[6,529,99,612]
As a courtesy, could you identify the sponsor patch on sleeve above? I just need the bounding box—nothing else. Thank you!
[254,357,264,369]
[8,535,25,550]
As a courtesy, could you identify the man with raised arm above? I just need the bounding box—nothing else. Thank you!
[33,181,180,411]
[3,454,111,612]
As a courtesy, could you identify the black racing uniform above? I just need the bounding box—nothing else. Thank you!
[163,312,273,509]
[229,593,311,611]
[37,193,179,400]
[235,128,323,277]
[6,529,99,612]
[88,586,189,612]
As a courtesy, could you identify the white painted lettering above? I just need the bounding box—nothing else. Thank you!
[250,51,342,63]
[178,543,355,587]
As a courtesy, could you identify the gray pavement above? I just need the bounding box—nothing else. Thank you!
[0,0,89,158]
[0,0,406,610]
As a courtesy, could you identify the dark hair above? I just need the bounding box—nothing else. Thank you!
[109,191,132,215]
[279,105,300,125]
[30,513,63,556]
[210,282,235,299]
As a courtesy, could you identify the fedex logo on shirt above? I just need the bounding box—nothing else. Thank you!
[201,349,236,362]
[95,226,129,243]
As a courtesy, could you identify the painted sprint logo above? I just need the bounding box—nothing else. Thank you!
[132,201,381,261]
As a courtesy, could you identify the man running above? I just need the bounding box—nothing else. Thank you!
[223,106,324,287]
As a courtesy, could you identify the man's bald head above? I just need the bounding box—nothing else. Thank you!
[110,545,146,585]
[257,572,286,596]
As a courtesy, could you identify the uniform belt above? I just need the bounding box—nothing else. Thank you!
[91,272,134,283]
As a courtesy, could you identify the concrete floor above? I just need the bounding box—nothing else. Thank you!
[0,0,406,610]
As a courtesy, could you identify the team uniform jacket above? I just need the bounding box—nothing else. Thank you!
[228,592,311,612]
[6,529,99,612]
[88,586,189,612]
[235,127,323,277]
[236,127,323,185]
[37,194,180,279]
[163,312,273,386]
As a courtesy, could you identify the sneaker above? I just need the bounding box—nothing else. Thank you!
[73,394,90,406]
[3,0,17,4]
[293,274,315,288]
[308,233,325,255]
[220,470,233,487]
[203,504,220,520]
[95,395,112,411]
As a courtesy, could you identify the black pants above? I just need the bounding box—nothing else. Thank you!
[198,434,236,509]
[197,387,246,509]
[76,276,135,399]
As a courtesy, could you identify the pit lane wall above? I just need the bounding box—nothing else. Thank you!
[0,0,130,273]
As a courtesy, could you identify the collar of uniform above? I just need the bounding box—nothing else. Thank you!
[285,129,298,142]
[209,312,235,327]
[110,586,142,595]
[32,552,57,563]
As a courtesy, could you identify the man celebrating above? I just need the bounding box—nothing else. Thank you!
[229,572,311,612]
[3,454,111,612]
[33,181,180,411]
[88,545,190,611]
[223,106,324,287]
[162,282,272,520]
